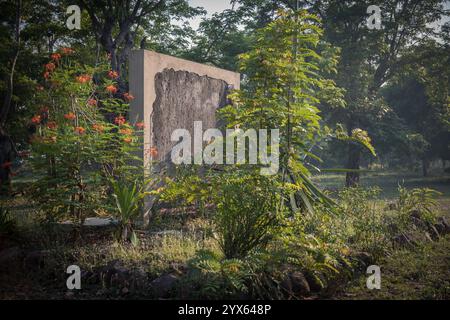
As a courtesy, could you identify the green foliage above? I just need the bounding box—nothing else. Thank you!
[396,187,442,226]
[111,179,147,243]
[213,173,281,259]
[218,9,344,214]
[161,168,283,259]
[183,250,249,299]
[0,206,17,236]
[26,50,144,225]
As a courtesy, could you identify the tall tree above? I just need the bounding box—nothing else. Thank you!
[231,0,448,185]
[77,0,202,90]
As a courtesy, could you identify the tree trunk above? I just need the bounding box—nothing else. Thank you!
[346,143,361,187]
[0,0,21,193]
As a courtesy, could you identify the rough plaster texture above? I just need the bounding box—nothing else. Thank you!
[152,69,229,161]
[129,50,240,224]
[129,50,240,167]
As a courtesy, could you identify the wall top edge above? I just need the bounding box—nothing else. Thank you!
[131,49,240,85]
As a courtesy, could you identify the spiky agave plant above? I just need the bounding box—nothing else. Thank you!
[110,179,144,244]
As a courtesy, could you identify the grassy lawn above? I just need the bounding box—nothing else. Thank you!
[340,235,450,300]
[313,169,450,300]
[312,170,450,200]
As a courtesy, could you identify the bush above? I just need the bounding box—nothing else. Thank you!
[160,169,283,260]
[27,49,144,226]
[395,186,441,227]
[214,173,281,259]
[111,179,146,244]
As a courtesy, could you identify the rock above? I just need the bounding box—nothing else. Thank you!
[281,271,310,298]
[393,233,417,248]
[95,260,148,292]
[435,217,450,235]
[0,247,23,271]
[150,273,179,298]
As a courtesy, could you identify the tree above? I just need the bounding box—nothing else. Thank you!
[220,9,344,212]
[383,40,450,175]
[77,0,203,91]
[317,0,448,185]
[230,0,448,186]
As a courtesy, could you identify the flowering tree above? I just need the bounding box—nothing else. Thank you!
[28,48,145,226]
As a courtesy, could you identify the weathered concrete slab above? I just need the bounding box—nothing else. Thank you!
[129,50,240,225]
[129,50,240,165]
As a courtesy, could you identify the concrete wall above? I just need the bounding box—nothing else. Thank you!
[129,50,240,224]
[129,50,240,167]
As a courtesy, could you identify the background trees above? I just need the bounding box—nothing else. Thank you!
[0,0,448,192]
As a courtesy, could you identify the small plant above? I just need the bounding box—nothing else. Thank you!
[396,187,441,224]
[214,173,282,259]
[111,179,145,244]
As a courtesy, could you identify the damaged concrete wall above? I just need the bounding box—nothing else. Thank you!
[129,50,240,167]
[152,69,229,161]
[129,50,240,225]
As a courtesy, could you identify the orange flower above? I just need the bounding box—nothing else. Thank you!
[106,85,118,94]
[51,53,61,61]
[43,71,50,79]
[92,124,104,132]
[47,121,58,130]
[114,115,126,126]
[31,115,41,124]
[64,112,76,121]
[61,47,75,55]
[45,62,56,72]
[123,137,133,144]
[123,92,135,102]
[136,122,145,129]
[88,98,97,106]
[119,128,133,135]
[74,127,86,135]
[108,70,119,79]
[76,74,91,84]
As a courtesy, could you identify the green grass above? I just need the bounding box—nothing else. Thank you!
[312,170,450,200]
[340,235,450,300]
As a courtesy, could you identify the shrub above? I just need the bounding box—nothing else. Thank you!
[27,49,144,226]
[396,186,441,226]
[161,169,283,259]
[214,173,282,259]
[111,179,146,244]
